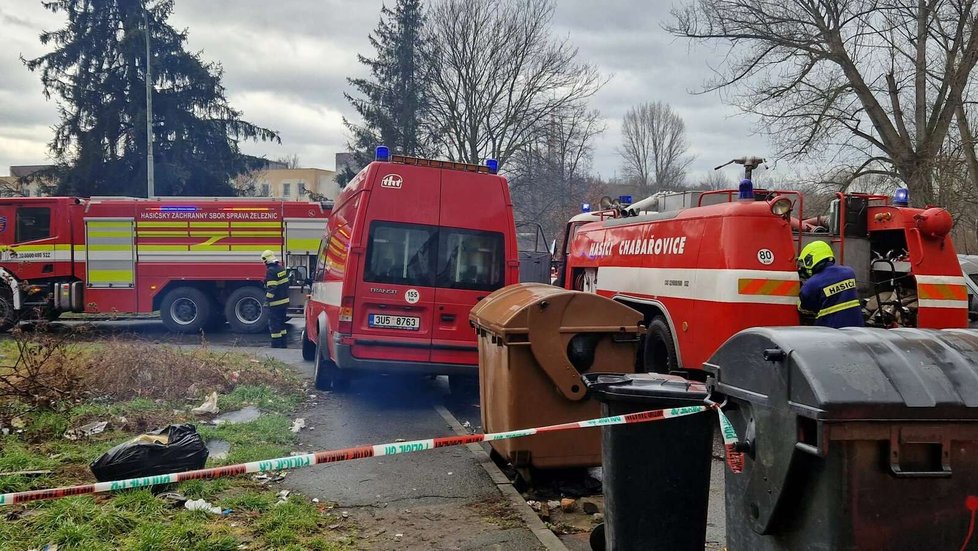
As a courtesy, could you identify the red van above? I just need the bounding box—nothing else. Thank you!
[302,150,519,390]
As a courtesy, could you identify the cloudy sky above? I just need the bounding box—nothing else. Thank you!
[0,0,770,184]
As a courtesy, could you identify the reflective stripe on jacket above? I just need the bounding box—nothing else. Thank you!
[798,263,864,328]
[265,262,290,307]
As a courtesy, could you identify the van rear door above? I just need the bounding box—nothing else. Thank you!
[352,165,439,363]
[430,172,510,365]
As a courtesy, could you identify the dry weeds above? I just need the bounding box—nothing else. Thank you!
[0,327,300,409]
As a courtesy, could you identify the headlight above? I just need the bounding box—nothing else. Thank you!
[770,197,792,216]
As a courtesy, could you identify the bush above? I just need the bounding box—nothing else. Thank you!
[0,328,301,411]
[0,327,86,407]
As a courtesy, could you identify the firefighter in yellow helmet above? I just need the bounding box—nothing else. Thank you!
[261,250,290,348]
[797,241,864,328]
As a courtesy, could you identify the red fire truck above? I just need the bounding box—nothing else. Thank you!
[556,157,967,375]
[303,149,519,391]
[0,196,329,333]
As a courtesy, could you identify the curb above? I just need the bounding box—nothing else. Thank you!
[434,405,570,551]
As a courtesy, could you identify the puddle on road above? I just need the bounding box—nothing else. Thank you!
[212,406,262,425]
[206,439,231,460]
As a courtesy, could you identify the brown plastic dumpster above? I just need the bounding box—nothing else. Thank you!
[469,283,642,472]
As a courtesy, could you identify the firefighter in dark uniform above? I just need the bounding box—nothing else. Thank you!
[262,250,290,348]
[797,241,864,328]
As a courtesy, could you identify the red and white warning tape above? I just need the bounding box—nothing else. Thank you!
[0,404,742,506]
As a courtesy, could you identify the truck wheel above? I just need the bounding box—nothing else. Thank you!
[643,316,678,374]
[301,329,316,361]
[224,286,267,334]
[314,337,348,391]
[0,291,18,331]
[160,287,212,333]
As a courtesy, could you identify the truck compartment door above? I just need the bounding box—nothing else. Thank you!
[85,218,135,288]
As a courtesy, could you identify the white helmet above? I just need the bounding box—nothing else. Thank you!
[260,250,278,264]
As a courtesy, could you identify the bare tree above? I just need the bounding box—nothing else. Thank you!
[508,104,606,241]
[669,0,978,204]
[277,154,302,169]
[619,102,693,191]
[690,170,732,191]
[421,0,604,168]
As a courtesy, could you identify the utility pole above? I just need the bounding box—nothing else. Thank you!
[144,6,155,198]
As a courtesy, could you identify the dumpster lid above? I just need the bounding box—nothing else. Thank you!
[468,282,643,337]
[706,327,978,421]
[583,373,710,404]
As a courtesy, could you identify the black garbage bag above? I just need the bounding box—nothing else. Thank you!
[90,424,209,482]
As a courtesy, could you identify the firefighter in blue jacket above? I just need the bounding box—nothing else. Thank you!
[262,250,290,348]
[797,241,864,328]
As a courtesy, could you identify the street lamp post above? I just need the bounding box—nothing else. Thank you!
[144,7,155,198]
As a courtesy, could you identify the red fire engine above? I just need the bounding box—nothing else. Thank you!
[556,157,967,375]
[0,196,329,333]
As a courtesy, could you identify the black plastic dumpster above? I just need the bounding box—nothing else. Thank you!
[707,326,978,551]
[584,372,715,551]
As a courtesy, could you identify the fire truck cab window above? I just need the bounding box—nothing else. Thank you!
[15,207,51,243]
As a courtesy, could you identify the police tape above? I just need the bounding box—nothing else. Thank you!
[0,404,742,506]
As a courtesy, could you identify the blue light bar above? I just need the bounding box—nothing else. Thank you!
[582,203,591,213]
[375,145,390,162]
[618,195,633,205]
[738,178,754,200]
[160,206,199,212]
[486,158,499,174]
[893,187,909,207]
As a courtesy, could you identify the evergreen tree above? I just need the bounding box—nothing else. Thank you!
[24,0,279,197]
[341,0,428,185]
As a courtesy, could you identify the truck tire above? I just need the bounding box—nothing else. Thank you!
[301,329,316,361]
[643,316,678,374]
[224,286,268,334]
[160,287,212,333]
[0,291,18,331]
[314,336,348,391]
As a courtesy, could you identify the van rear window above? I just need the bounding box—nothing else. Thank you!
[365,222,504,291]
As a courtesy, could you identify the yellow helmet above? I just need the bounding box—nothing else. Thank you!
[798,241,834,277]
[260,249,278,264]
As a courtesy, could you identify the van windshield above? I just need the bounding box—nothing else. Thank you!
[365,221,504,291]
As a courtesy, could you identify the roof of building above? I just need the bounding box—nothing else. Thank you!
[10,165,54,178]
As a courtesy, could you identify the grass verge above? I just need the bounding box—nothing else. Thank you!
[0,339,357,551]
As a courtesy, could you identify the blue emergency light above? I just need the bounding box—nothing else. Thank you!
[738,178,754,200]
[486,159,499,174]
[892,187,909,207]
[618,195,633,205]
[375,145,390,162]
[582,203,591,213]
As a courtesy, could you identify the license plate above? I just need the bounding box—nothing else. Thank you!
[369,314,420,330]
